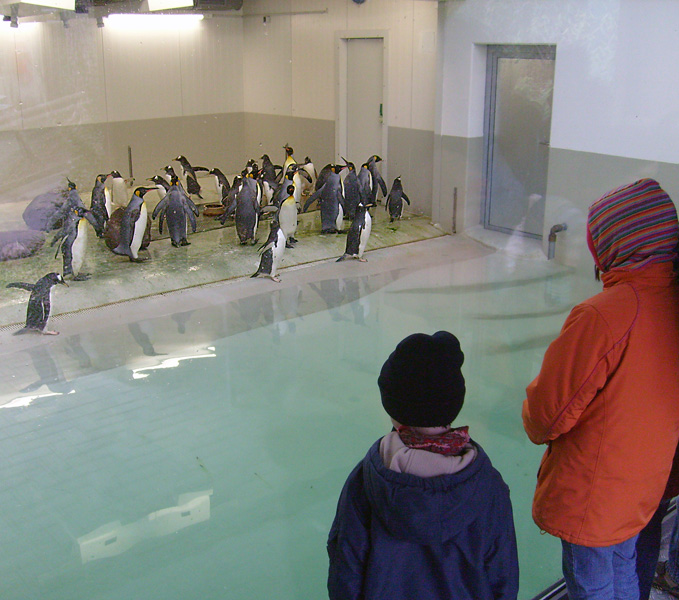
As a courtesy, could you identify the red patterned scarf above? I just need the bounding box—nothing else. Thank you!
[397,425,470,456]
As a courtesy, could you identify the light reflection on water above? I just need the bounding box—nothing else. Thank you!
[0,249,600,599]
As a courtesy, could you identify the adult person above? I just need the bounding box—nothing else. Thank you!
[522,178,679,600]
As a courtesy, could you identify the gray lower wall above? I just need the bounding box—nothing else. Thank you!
[545,148,679,268]
[387,127,435,218]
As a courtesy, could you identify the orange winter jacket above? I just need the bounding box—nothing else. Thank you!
[523,262,679,546]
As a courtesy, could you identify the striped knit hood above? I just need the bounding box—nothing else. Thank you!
[587,178,679,273]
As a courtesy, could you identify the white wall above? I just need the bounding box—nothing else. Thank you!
[0,14,244,132]
[242,0,437,131]
[437,0,679,164]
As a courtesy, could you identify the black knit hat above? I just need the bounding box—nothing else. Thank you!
[378,331,465,427]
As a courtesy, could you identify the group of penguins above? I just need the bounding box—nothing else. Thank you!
[6,145,411,335]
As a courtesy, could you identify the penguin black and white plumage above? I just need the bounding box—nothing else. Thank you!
[175,155,203,199]
[303,164,346,234]
[148,175,171,207]
[219,174,241,225]
[44,180,86,232]
[89,174,109,237]
[341,159,362,220]
[385,176,411,222]
[209,168,231,205]
[152,175,199,247]
[112,187,154,262]
[337,199,373,262]
[301,156,317,194]
[366,155,388,204]
[7,273,68,335]
[260,154,282,185]
[281,145,295,182]
[51,206,98,280]
[225,175,260,245]
[108,170,128,212]
[274,164,311,209]
[162,165,177,185]
[278,184,298,248]
[251,218,286,282]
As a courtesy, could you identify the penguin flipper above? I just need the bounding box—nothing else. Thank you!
[6,282,35,292]
[152,196,169,220]
[187,207,197,233]
[403,192,411,205]
[376,173,388,196]
[303,186,324,212]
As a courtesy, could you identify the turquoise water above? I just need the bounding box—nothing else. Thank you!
[0,241,600,599]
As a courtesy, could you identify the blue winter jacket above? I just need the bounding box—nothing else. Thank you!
[327,439,519,600]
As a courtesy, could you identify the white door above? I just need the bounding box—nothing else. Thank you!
[344,37,384,166]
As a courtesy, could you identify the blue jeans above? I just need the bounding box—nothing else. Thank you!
[636,499,670,599]
[668,504,679,583]
[562,535,640,600]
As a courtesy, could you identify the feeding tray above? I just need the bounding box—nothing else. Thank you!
[203,203,225,217]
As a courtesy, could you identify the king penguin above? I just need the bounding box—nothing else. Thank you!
[52,206,98,280]
[152,175,198,247]
[89,174,109,237]
[340,158,361,220]
[251,217,287,282]
[303,164,346,233]
[278,184,298,248]
[281,144,295,182]
[225,174,260,244]
[7,272,68,335]
[366,155,388,204]
[385,176,411,222]
[112,187,154,262]
[337,198,374,262]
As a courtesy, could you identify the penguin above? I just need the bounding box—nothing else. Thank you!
[281,144,295,182]
[365,155,388,204]
[301,156,317,194]
[225,175,260,244]
[251,218,286,282]
[148,175,171,208]
[112,187,155,262]
[209,168,231,205]
[89,174,109,237]
[108,170,128,211]
[219,174,241,225]
[303,163,346,233]
[278,184,298,248]
[44,179,86,232]
[385,176,411,222]
[51,206,98,280]
[273,164,312,208]
[7,273,68,335]
[175,155,203,199]
[337,199,374,262]
[162,165,178,185]
[152,175,199,247]
[260,154,282,184]
[358,162,373,208]
[340,158,362,220]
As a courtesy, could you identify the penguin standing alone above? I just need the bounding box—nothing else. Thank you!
[337,199,374,262]
[7,273,68,335]
[112,187,155,262]
[251,218,287,282]
[51,206,98,280]
[385,176,411,222]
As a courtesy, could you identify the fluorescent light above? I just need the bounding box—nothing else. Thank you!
[148,0,193,11]
[104,13,203,30]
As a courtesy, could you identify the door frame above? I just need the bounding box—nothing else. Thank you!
[481,44,556,238]
[335,31,389,173]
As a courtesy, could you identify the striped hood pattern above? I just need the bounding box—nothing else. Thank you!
[587,178,679,273]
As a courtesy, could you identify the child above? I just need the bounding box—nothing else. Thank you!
[327,331,519,600]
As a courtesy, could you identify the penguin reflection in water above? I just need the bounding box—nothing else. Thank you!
[112,187,155,262]
[7,273,68,335]
[51,206,98,280]
[252,217,287,282]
